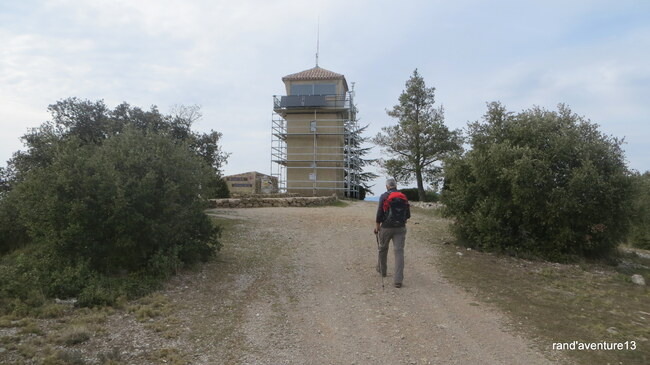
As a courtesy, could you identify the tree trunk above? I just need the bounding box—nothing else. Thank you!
[415,166,425,201]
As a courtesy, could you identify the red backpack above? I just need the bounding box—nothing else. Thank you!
[382,192,409,227]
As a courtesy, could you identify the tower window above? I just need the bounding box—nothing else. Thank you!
[314,84,336,95]
[290,83,336,96]
[290,84,313,95]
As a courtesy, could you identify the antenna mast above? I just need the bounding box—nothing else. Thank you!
[316,16,320,67]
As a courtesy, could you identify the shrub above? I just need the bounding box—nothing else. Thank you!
[628,171,650,249]
[13,128,220,274]
[0,99,226,309]
[442,103,632,260]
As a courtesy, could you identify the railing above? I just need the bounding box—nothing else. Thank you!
[273,94,351,110]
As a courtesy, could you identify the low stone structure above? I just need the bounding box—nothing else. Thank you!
[230,193,299,199]
[223,171,279,195]
[209,195,337,209]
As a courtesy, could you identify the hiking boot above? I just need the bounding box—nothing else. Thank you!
[394,283,402,288]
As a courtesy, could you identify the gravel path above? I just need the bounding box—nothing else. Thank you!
[176,201,556,364]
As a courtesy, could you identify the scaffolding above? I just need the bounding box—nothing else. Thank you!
[271,91,362,198]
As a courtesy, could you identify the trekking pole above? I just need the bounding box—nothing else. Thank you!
[375,232,384,291]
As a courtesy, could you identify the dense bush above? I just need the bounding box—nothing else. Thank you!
[628,172,650,249]
[14,128,220,273]
[0,99,227,309]
[400,188,438,202]
[442,103,632,260]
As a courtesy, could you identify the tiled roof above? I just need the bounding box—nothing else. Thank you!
[282,66,345,81]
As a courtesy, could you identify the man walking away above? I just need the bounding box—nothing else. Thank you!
[374,178,410,288]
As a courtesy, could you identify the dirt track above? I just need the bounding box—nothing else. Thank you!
[166,201,557,364]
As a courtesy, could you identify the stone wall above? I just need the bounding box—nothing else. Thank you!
[209,195,337,209]
[230,193,300,199]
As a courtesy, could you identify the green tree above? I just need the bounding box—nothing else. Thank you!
[346,124,379,199]
[628,171,650,249]
[373,69,462,200]
[442,102,632,260]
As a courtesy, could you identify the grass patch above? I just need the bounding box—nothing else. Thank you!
[42,349,86,365]
[435,231,650,364]
[17,342,40,359]
[74,306,113,325]
[37,302,68,319]
[128,292,173,322]
[0,314,16,327]
[148,348,188,365]
[17,319,43,336]
[146,315,182,339]
[97,347,123,364]
[52,325,91,345]
[126,291,183,339]
[16,338,48,359]
[0,333,21,346]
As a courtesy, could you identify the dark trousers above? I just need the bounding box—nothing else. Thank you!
[378,226,406,284]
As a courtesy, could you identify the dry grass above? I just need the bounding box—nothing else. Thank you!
[37,302,68,319]
[17,319,43,336]
[146,315,182,339]
[424,207,650,365]
[128,292,173,322]
[147,348,188,365]
[0,290,179,363]
[52,325,91,345]
[42,348,86,365]
[16,340,41,359]
[97,347,123,364]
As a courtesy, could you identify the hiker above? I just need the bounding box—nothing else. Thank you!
[374,178,410,288]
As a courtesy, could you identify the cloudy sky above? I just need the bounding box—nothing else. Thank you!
[1,0,649,195]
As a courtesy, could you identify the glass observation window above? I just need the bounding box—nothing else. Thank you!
[314,84,336,95]
[290,84,313,95]
[290,83,337,95]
